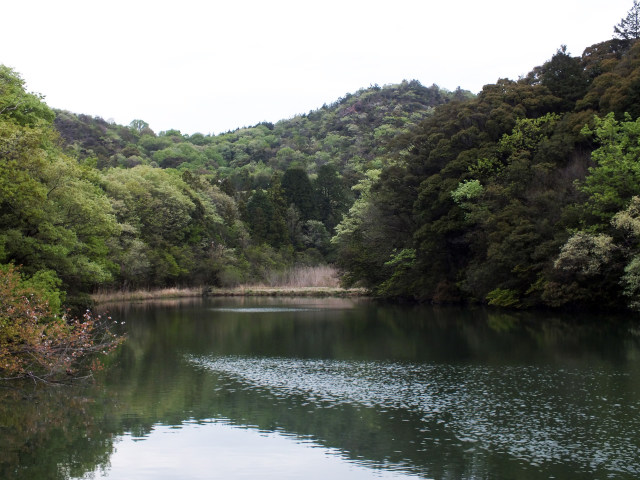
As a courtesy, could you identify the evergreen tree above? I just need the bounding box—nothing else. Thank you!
[245,190,288,247]
[614,1,640,40]
[313,164,351,233]
[281,168,316,221]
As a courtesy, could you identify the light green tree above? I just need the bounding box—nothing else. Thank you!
[0,66,118,294]
[579,113,640,227]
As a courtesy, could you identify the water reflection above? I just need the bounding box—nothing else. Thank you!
[0,386,117,480]
[105,421,425,480]
[187,355,640,478]
[1,298,639,479]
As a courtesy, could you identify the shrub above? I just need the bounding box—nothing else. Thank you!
[0,265,123,382]
[486,288,521,308]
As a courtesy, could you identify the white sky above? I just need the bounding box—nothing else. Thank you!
[2,0,632,135]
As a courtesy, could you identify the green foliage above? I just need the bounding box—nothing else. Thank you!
[101,166,233,287]
[0,66,55,126]
[612,196,640,310]
[244,190,288,247]
[19,269,64,313]
[331,36,640,310]
[527,47,589,108]
[54,81,461,184]
[332,169,398,289]
[553,232,616,276]
[313,164,351,232]
[376,249,417,297]
[578,113,640,226]
[9,29,640,313]
[301,220,331,255]
[451,179,483,205]
[281,167,316,220]
[486,288,521,308]
[0,68,118,296]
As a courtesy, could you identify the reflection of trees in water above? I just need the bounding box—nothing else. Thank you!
[0,386,119,480]
[1,300,639,479]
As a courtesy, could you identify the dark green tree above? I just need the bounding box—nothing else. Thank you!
[313,164,351,233]
[281,168,316,221]
[245,190,288,247]
[614,0,640,40]
[266,172,290,244]
[529,46,589,109]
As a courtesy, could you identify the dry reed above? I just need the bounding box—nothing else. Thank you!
[91,287,204,304]
[262,265,339,288]
[92,266,362,303]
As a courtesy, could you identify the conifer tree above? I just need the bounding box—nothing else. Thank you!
[614,0,640,40]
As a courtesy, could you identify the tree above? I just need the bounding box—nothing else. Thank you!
[302,220,331,254]
[614,1,640,40]
[101,165,229,287]
[612,196,640,310]
[332,169,395,289]
[313,164,351,233]
[0,264,123,382]
[0,66,54,126]
[129,119,149,134]
[245,190,288,247]
[536,46,589,108]
[579,113,640,227]
[281,168,316,221]
[0,67,118,296]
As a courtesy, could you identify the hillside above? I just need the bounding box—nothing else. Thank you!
[54,81,470,189]
[333,38,640,310]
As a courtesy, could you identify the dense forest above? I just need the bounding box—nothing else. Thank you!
[331,34,640,311]
[4,3,640,376]
[3,72,468,300]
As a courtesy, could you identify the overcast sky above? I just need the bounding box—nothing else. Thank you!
[2,0,632,135]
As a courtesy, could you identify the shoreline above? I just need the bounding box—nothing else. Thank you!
[204,286,368,298]
[91,286,368,304]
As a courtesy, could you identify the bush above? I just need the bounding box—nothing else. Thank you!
[486,288,521,308]
[0,265,123,383]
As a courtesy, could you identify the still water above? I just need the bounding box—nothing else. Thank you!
[1,297,640,479]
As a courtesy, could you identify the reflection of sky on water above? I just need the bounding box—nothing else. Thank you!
[103,421,424,480]
[188,355,640,477]
[207,297,364,314]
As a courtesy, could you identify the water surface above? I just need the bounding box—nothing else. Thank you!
[1,297,639,479]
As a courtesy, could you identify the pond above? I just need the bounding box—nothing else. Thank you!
[1,297,639,479]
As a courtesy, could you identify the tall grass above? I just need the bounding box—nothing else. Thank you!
[92,266,347,304]
[262,265,339,288]
[91,287,204,305]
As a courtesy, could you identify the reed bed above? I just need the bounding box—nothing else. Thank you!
[262,265,340,288]
[207,265,367,297]
[91,287,204,304]
[92,266,365,303]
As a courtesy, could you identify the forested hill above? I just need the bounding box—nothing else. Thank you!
[1,74,466,305]
[6,29,640,314]
[333,38,640,311]
[54,81,470,189]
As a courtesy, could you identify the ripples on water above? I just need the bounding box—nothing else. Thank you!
[188,355,640,477]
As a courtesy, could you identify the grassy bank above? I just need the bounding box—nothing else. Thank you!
[91,287,205,304]
[91,266,367,304]
[203,286,367,297]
